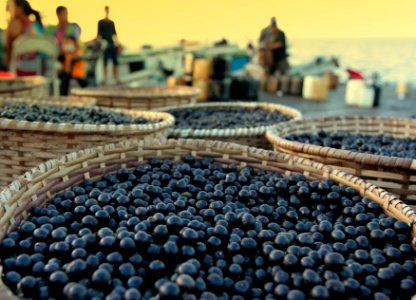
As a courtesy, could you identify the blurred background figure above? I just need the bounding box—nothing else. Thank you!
[259,17,276,45]
[47,6,81,60]
[259,17,289,76]
[247,42,256,61]
[258,17,275,70]
[0,28,7,71]
[47,6,86,95]
[97,5,121,84]
[59,35,87,95]
[5,0,44,74]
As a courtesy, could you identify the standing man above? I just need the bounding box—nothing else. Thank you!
[258,17,276,69]
[48,6,81,58]
[97,6,120,84]
[259,17,288,75]
[259,17,276,45]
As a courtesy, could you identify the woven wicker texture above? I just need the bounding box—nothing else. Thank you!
[0,76,48,98]
[71,85,200,110]
[266,115,416,203]
[156,102,302,148]
[0,98,174,186]
[0,138,415,299]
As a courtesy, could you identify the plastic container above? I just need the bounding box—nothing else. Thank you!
[302,76,328,101]
[345,79,374,107]
[397,80,408,100]
[230,56,250,72]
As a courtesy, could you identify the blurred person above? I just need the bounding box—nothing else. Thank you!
[97,6,121,84]
[247,42,256,61]
[0,29,7,71]
[48,6,81,58]
[259,17,289,75]
[59,35,87,95]
[257,17,275,69]
[259,17,276,45]
[5,0,44,71]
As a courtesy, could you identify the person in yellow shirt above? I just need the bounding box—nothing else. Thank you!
[59,35,87,95]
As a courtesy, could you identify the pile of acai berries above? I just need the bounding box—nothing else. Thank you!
[0,156,415,300]
[286,131,416,159]
[0,103,158,125]
[171,107,292,130]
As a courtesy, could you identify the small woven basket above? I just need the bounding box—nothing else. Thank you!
[0,138,415,299]
[0,99,174,186]
[0,76,48,98]
[266,115,416,203]
[156,102,302,149]
[71,86,200,110]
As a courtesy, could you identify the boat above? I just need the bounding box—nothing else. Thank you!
[81,40,250,87]
[288,56,339,77]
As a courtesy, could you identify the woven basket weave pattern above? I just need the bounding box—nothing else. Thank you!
[0,76,48,98]
[0,138,414,299]
[0,99,174,186]
[266,115,416,202]
[71,86,200,110]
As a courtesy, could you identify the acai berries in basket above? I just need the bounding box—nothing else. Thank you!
[171,106,293,130]
[286,131,416,159]
[0,154,415,300]
[0,102,159,125]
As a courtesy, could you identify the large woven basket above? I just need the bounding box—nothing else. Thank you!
[0,139,415,299]
[266,115,416,203]
[0,76,48,98]
[0,99,174,186]
[156,102,302,149]
[71,86,200,110]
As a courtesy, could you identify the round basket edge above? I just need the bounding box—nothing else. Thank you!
[266,115,416,169]
[157,101,303,138]
[1,138,412,225]
[0,76,48,93]
[71,85,201,99]
[0,103,175,134]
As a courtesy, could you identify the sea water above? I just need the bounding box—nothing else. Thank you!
[289,38,416,83]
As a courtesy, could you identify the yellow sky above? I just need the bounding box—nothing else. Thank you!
[2,0,416,49]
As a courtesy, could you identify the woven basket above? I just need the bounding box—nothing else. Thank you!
[0,139,415,298]
[266,115,416,203]
[70,86,200,110]
[156,102,302,149]
[0,99,174,186]
[0,138,415,299]
[0,76,48,98]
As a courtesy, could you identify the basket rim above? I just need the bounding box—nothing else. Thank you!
[0,76,48,94]
[71,85,201,99]
[0,98,175,133]
[155,101,303,138]
[1,138,414,226]
[265,115,416,170]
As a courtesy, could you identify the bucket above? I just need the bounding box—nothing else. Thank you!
[302,76,328,101]
[345,79,374,107]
